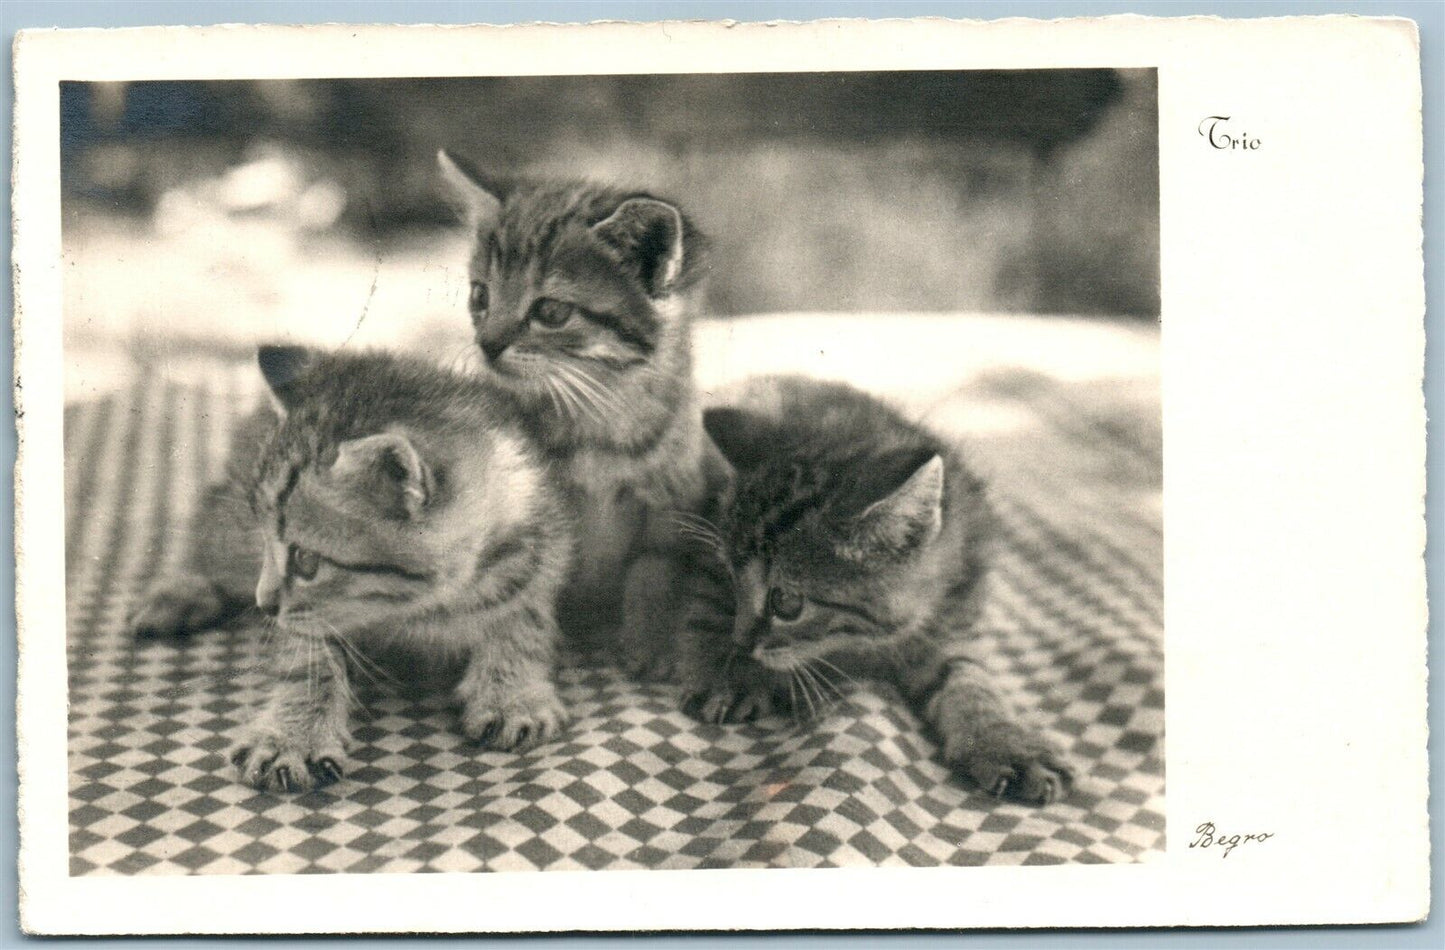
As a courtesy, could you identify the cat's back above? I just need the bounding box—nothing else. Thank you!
[727,375,932,450]
[284,350,508,438]
[719,374,990,542]
[726,374,969,480]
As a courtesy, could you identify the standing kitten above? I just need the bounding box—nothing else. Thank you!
[681,376,1073,806]
[140,345,575,790]
[438,151,724,677]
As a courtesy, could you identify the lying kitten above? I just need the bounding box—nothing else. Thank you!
[680,376,1073,806]
[438,151,725,678]
[139,345,575,790]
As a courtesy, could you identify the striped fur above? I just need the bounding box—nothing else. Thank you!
[135,347,575,792]
[680,376,1072,806]
[441,152,724,678]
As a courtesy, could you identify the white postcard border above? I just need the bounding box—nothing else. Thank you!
[13,15,1429,933]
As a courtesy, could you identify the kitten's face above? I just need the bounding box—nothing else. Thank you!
[466,213,663,388]
[252,430,441,638]
[705,407,946,672]
[729,546,893,673]
[439,153,696,426]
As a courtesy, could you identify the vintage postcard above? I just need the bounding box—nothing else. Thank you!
[12,15,1427,934]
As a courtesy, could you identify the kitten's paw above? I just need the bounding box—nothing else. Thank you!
[949,731,1074,806]
[681,683,777,725]
[231,731,348,793]
[460,689,569,753]
[618,613,681,682]
[129,574,228,639]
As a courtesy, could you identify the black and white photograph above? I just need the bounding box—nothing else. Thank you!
[58,62,1163,875]
[13,15,1427,935]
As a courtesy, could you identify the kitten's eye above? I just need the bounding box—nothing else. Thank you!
[469,281,489,315]
[768,587,805,622]
[529,298,576,329]
[288,545,321,582]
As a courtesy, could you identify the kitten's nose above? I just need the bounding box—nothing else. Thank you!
[255,576,282,618]
[479,338,509,363]
[733,612,767,649]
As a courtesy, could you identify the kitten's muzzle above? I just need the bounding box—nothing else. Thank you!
[256,575,282,618]
[477,323,524,364]
[734,613,768,649]
[479,337,510,363]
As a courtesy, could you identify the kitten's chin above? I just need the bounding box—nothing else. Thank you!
[481,354,546,394]
[753,648,802,672]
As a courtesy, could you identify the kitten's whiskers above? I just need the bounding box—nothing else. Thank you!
[319,618,394,693]
[540,376,567,423]
[797,661,844,716]
[808,663,845,704]
[786,672,802,727]
[813,655,860,691]
[549,369,596,426]
[792,666,820,720]
[567,364,626,418]
[553,364,609,428]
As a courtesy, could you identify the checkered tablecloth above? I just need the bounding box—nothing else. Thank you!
[65,340,1163,874]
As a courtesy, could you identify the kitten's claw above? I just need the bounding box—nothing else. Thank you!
[129,574,229,638]
[232,733,348,793]
[460,689,568,753]
[309,757,344,786]
[700,692,735,724]
[247,750,279,788]
[956,740,1074,807]
[682,685,775,725]
[731,691,774,722]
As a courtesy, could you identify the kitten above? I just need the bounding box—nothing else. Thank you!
[680,376,1073,806]
[138,345,575,791]
[438,151,726,678]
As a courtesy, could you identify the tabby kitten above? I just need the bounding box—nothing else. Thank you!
[681,376,1073,806]
[137,345,575,791]
[438,151,725,678]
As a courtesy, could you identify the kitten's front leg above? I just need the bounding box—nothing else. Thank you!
[620,551,682,680]
[619,500,698,680]
[232,639,352,793]
[131,410,277,639]
[899,643,1073,806]
[129,481,260,638]
[455,603,569,752]
[623,439,734,682]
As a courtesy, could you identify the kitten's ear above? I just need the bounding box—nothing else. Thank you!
[593,197,685,296]
[437,149,504,233]
[703,407,772,473]
[257,344,319,416]
[850,453,945,558]
[331,431,434,520]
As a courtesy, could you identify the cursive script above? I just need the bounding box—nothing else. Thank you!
[1189,821,1274,857]
[1198,115,1261,151]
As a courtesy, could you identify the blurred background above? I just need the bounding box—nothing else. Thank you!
[60,70,1158,365]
